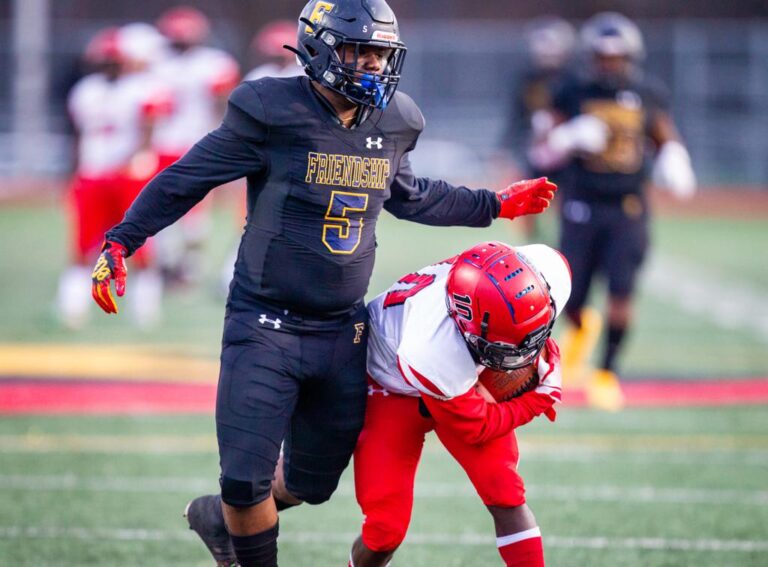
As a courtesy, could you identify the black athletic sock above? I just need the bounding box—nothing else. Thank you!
[230,522,279,567]
[602,324,626,372]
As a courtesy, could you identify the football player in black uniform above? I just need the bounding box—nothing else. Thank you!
[528,12,696,411]
[502,16,576,179]
[500,17,577,242]
[90,1,557,565]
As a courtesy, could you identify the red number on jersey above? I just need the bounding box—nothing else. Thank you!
[382,272,437,308]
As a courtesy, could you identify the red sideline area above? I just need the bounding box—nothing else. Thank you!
[0,379,217,415]
[1,378,768,414]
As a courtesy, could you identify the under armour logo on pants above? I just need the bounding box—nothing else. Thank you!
[258,314,282,329]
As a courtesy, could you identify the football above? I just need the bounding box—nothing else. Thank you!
[477,364,539,401]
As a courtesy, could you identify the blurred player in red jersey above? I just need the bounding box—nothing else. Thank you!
[56,26,171,329]
[151,6,241,285]
[349,241,571,567]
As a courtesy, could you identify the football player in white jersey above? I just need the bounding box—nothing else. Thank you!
[57,26,171,329]
[348,241,571,567]
[150,6,241,286]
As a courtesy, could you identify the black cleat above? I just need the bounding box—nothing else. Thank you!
[184,494,238,567]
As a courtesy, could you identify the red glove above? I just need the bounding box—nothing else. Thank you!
[91,240,128,314]
[497,177,557,219]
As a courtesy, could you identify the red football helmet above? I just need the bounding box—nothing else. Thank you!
[446,242,566,371]
[157,6,210,45]
[84,27,124,64]
[252,20,297,57]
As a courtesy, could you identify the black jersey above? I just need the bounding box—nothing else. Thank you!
[107,76,500,315]
[553,73,669,201]
[503,66,571,156]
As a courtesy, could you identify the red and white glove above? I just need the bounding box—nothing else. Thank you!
[531,338,563,422]
[497,177,557,220]
[91,240,128,314]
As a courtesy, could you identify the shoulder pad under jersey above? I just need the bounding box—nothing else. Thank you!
[378,90,425,139]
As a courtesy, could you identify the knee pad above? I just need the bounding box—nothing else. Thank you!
[362,515,408,552]
[287,480,336,506]
[284,453,350,505]
[220,475,272,508]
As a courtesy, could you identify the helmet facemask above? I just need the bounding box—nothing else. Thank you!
[463,305,555,371]
[294,15,406,110]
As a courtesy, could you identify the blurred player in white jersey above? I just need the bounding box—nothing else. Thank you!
[56,26,171,329]
[151,6,241,285]
[349,241,570,567]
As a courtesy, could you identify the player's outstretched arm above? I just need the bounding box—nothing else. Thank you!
[91,240,128,314]
[496,177,558,220]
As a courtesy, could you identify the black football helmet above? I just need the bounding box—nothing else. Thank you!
[581,12,644,61]
[291,0,407,110]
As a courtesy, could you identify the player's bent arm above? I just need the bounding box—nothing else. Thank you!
[106,84,269,254]
[422,387,554,446]
[421,339,563,445]
[384,152,500,227]
[649,112,696,199]
[528,112,609,172]
[105,124,267,254]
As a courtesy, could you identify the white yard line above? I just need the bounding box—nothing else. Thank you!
[645,253,768,342]
[0,526,765,553]
[3,433,767,454]
[1,475,766,506]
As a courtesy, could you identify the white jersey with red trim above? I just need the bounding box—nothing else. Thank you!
[68,72,168,178]
[367,259,481,400]
[151,46,240,155]
[367,244,572,400]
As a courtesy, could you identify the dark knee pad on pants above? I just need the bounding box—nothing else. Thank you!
[220,474,273,508]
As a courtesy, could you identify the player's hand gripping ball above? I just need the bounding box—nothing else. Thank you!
[477,344,548,402]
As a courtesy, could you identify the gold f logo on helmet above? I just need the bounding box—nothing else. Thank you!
[305,1,335,33]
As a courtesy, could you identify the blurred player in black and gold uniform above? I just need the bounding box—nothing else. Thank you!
[89,1,557,565]
[529,12,696,410]
[500,16,576,241]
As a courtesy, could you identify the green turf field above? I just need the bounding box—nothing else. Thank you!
[1,408,767,566]
[0,202,766,376]
[1,201,767,566]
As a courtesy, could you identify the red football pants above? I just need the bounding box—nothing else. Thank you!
[69,173,151,266]
[354,379,525,552]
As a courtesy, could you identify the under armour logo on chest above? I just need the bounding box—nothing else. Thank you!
[368,385,390,397]
[366,136,383,150]
[258,314,282,329]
